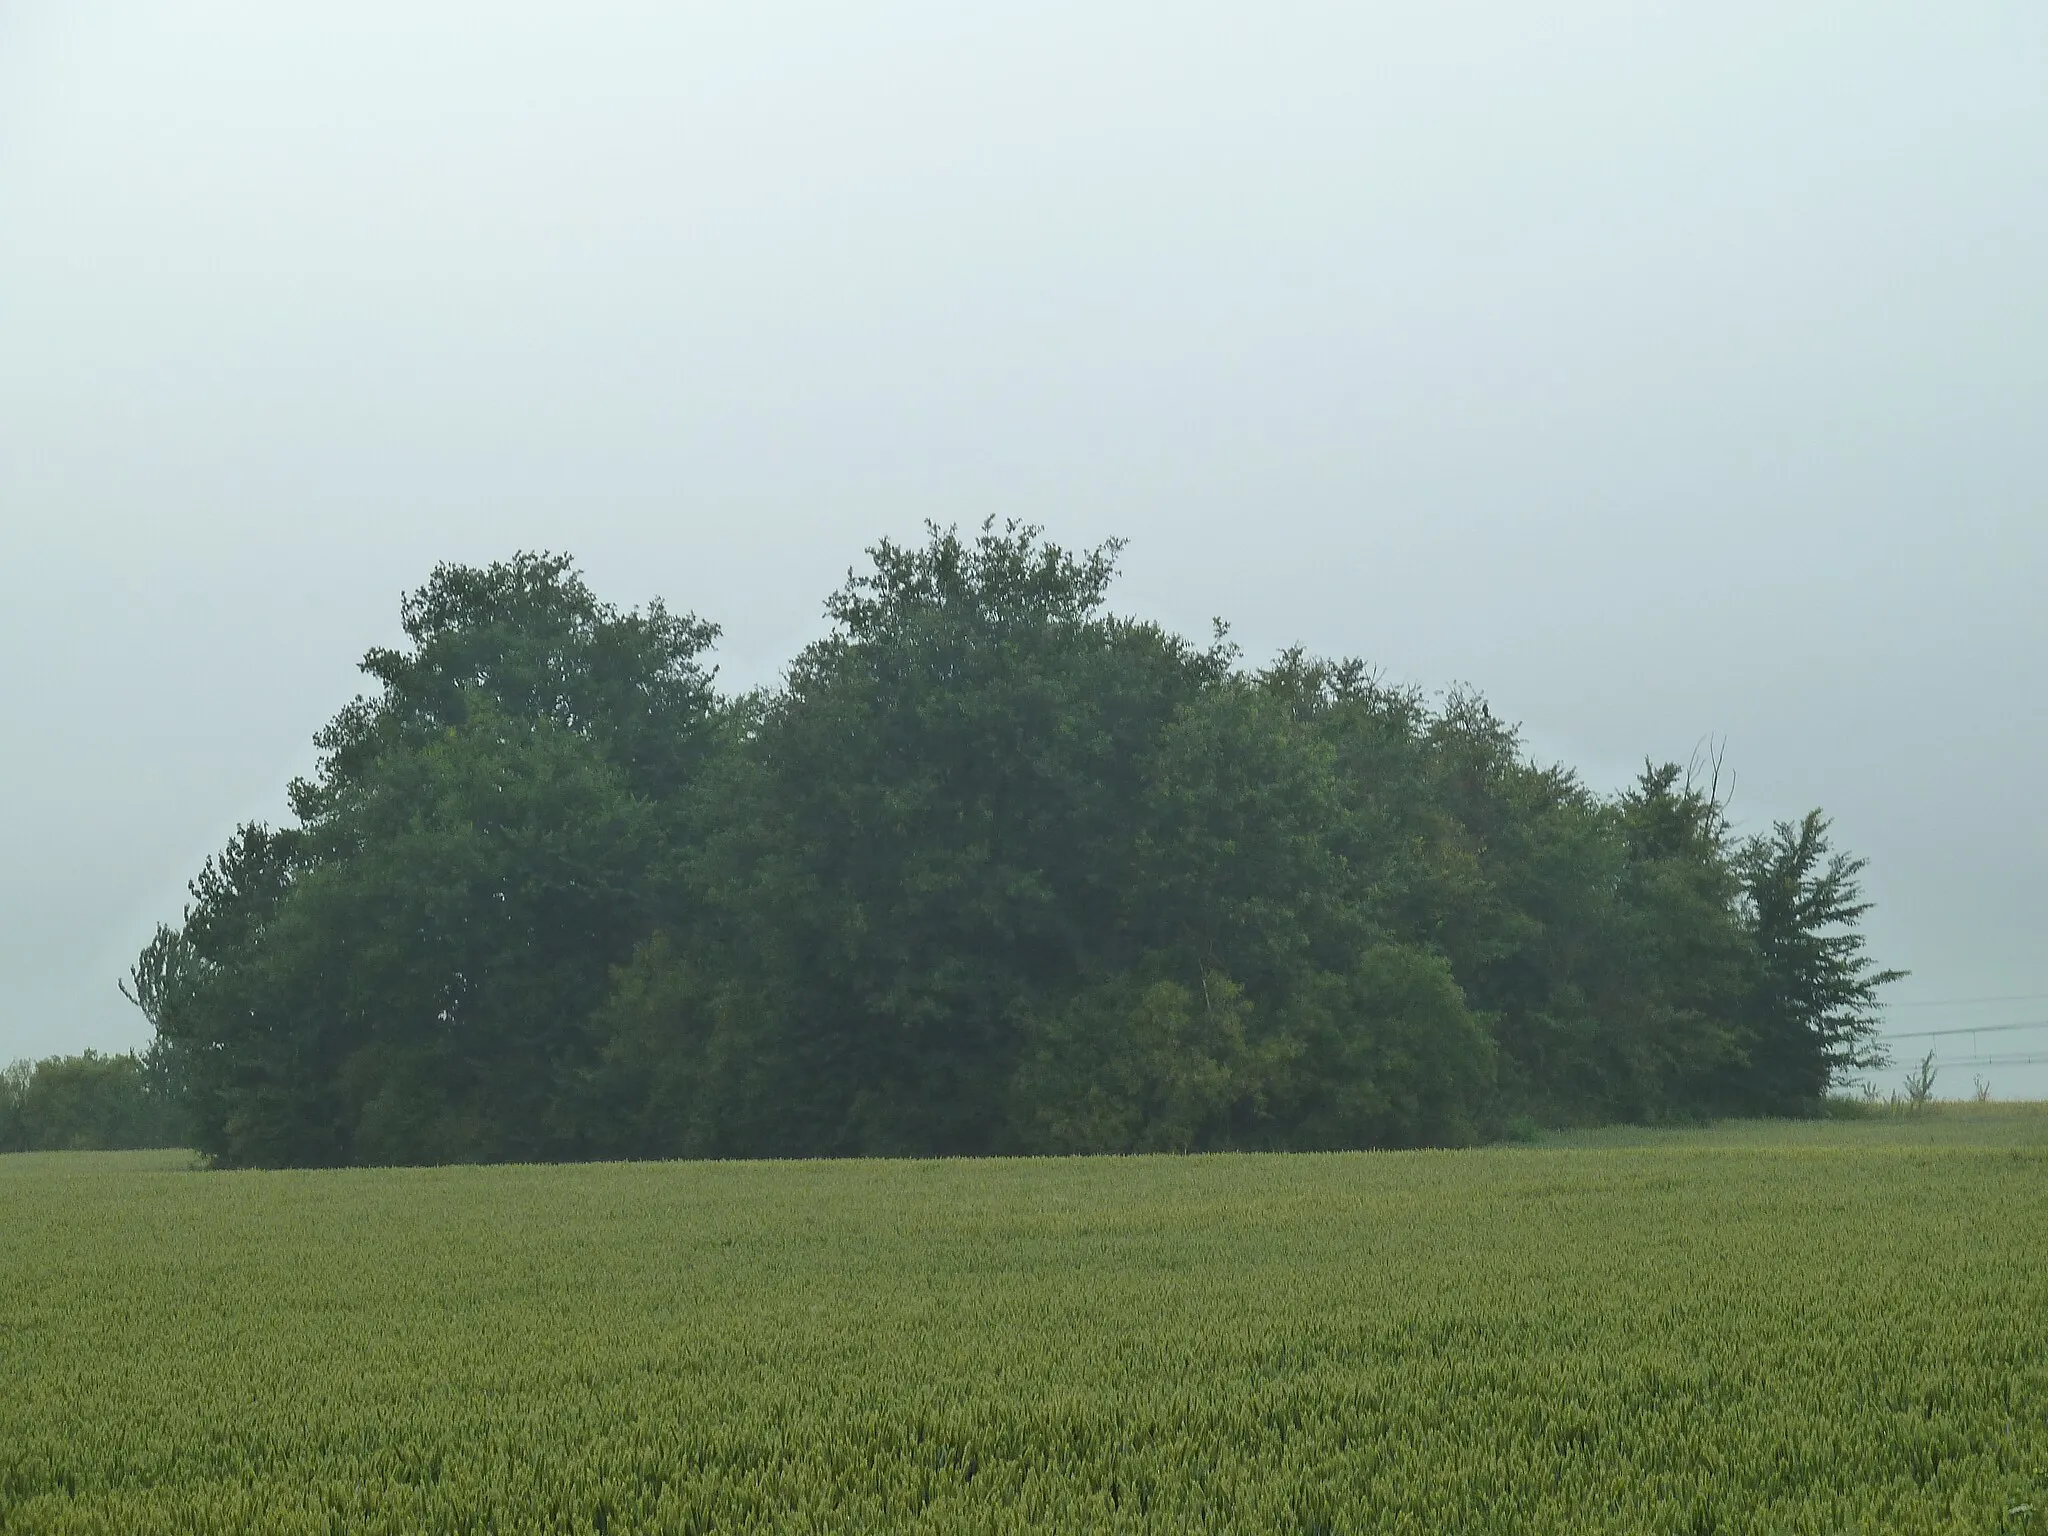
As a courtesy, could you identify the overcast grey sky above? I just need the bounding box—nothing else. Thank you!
[2,2,2043,1094]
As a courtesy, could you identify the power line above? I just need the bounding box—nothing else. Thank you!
[1885,993,2048,1010]
[1882,1018,2048,1041]
[1916,1052,2048,1070]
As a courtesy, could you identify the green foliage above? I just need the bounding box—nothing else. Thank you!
[1730,810,1906,1112]
[1901,1049,1941,1108]
[4,1115,2045,1532]
[138,557,718,1167]
[0,1049,184,1151]
[131,523,1903,1166]
[679,524,1233,1155]
[1011,969,1269,1153]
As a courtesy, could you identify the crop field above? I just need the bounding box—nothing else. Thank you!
[3,1109,2046,1534]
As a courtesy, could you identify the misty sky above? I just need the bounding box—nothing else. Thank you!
[3,2,2043,1095]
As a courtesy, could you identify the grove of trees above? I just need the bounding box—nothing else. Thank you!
[0,1050,185,1153]
[122,523,1901,1167]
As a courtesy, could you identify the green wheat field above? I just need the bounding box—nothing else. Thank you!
[4,1108,2046,1534]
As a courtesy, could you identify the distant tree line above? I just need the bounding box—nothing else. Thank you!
[0,1050,184,1153]
[121,524,1901,1167]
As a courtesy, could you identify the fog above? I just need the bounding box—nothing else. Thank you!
[2,1,2043,1095]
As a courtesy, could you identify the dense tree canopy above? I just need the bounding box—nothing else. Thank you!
[0,1050,184,1153]
[127,525,1901,1166]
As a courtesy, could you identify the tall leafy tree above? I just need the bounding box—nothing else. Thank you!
[137,556,717,1166]
[672,521,1230,1154]
[1731,811,1905,1111]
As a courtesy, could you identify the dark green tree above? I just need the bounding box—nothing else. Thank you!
[1732,811,1904,1111]
[660,521,1231,1155]
[136,556,716,1167]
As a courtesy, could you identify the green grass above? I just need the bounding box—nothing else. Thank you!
[1535,1100,2048,1149]
[4,1109,2046,1534]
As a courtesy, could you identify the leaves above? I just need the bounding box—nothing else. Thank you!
[1736,811,1909,1108]
[132,528,1900,1165]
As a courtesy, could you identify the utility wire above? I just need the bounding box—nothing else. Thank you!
[1882,1018,2048,1041]
[1884,993,2048,1010]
